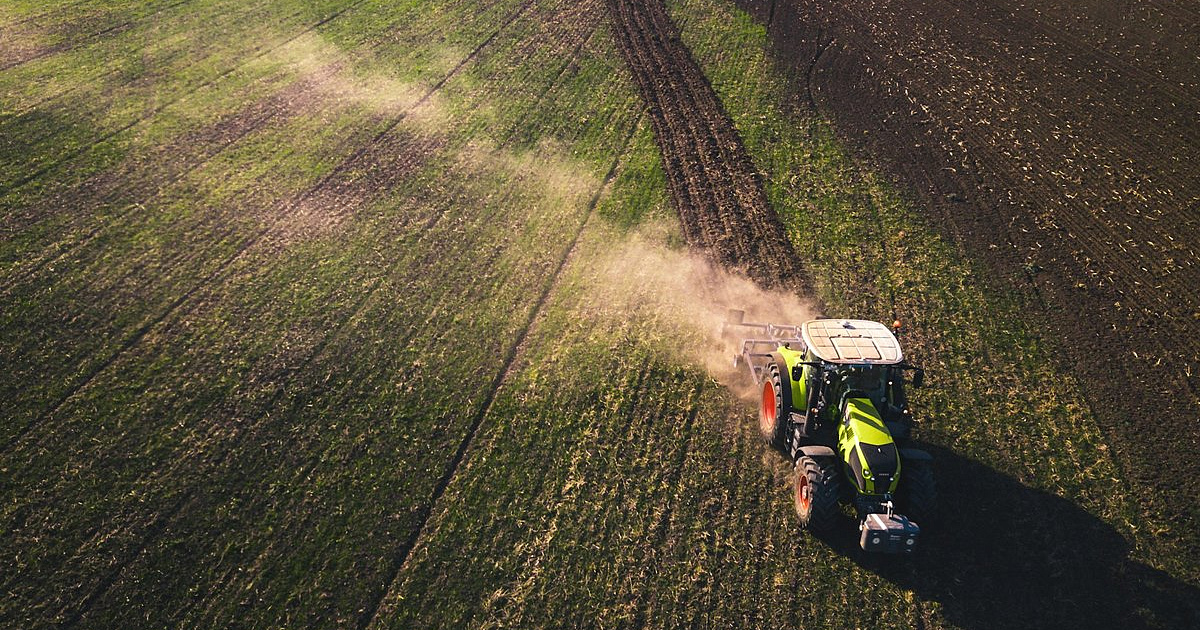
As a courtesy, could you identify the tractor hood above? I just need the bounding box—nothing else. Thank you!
[838,397,900,495]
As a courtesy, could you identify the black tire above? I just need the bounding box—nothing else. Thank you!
[758,358,790,451]
[794,455,840,532]
[898,460,936,525]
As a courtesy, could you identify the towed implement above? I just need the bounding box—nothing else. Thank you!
[726,313,935,553]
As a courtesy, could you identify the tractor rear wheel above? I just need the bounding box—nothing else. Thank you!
[898,460,936,525]
[794,455,840,532]
[759,359,789,451]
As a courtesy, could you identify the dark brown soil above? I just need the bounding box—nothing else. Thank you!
[606,0,813,296]
[735,0,1200,575]
[606,0,1199,625]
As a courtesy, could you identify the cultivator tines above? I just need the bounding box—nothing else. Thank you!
[721,309,805,385]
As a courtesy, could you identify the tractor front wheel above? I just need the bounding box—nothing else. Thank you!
[794,455,840,532]
[759,359,789,451]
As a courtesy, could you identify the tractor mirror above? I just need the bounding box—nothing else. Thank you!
[912,369,925,388]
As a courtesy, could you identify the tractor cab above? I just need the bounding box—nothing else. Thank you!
[800,319,914,430]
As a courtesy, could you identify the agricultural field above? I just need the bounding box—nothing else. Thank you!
[736,0,1200,568]
[1,0,1196,629]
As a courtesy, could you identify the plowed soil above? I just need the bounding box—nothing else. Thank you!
[736,0,1200,565]
[606,0,811,295]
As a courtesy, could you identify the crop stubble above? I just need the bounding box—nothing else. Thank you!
[1,0,650,626]
[8,0,1197,627]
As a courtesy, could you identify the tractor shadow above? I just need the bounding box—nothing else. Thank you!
[805,444,1200,630]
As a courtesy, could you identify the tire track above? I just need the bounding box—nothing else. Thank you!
[0,0,194,71]
[3,0,490,283]
[357,111,643,630]
[19,2,542,623]
[0,0,369,197]
[606,0,812,296]
[1,0,532,455]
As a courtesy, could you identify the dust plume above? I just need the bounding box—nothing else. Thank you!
[455,138,596,210]
[249,32,448,128]
[590,223,818,399]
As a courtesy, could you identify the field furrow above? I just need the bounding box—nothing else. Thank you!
[0,0,528,450]
[3,0,1198,627]
[606,0,808,294]
[745,0,1200,566]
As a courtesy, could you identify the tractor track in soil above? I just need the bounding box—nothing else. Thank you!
[738,0,1200,571]
[0,0,371,196]
[0,0,528,455]
[605,0,813,297]
[361,112,643,630]
[0,0,195,71]
[6,1,619,622]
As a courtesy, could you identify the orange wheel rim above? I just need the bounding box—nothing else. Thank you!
[760,380,776,433]
[796,474,811,512]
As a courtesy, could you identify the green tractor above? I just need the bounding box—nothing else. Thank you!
[726,313,935,553]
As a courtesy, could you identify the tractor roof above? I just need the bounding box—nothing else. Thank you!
[802,319,903,365]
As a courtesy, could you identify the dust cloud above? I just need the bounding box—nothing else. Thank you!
[251,32,448,127]
[456,138,596,210]
[590,224,818,399]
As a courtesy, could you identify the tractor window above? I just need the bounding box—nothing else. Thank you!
[886,367,908,408]
[841,365,886,398]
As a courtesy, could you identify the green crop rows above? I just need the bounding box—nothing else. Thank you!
[1,0,1193,628]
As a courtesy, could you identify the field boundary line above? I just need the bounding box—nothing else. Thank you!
[0,0,369,196]
[1,0,533,455]
[357,113,644,630]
